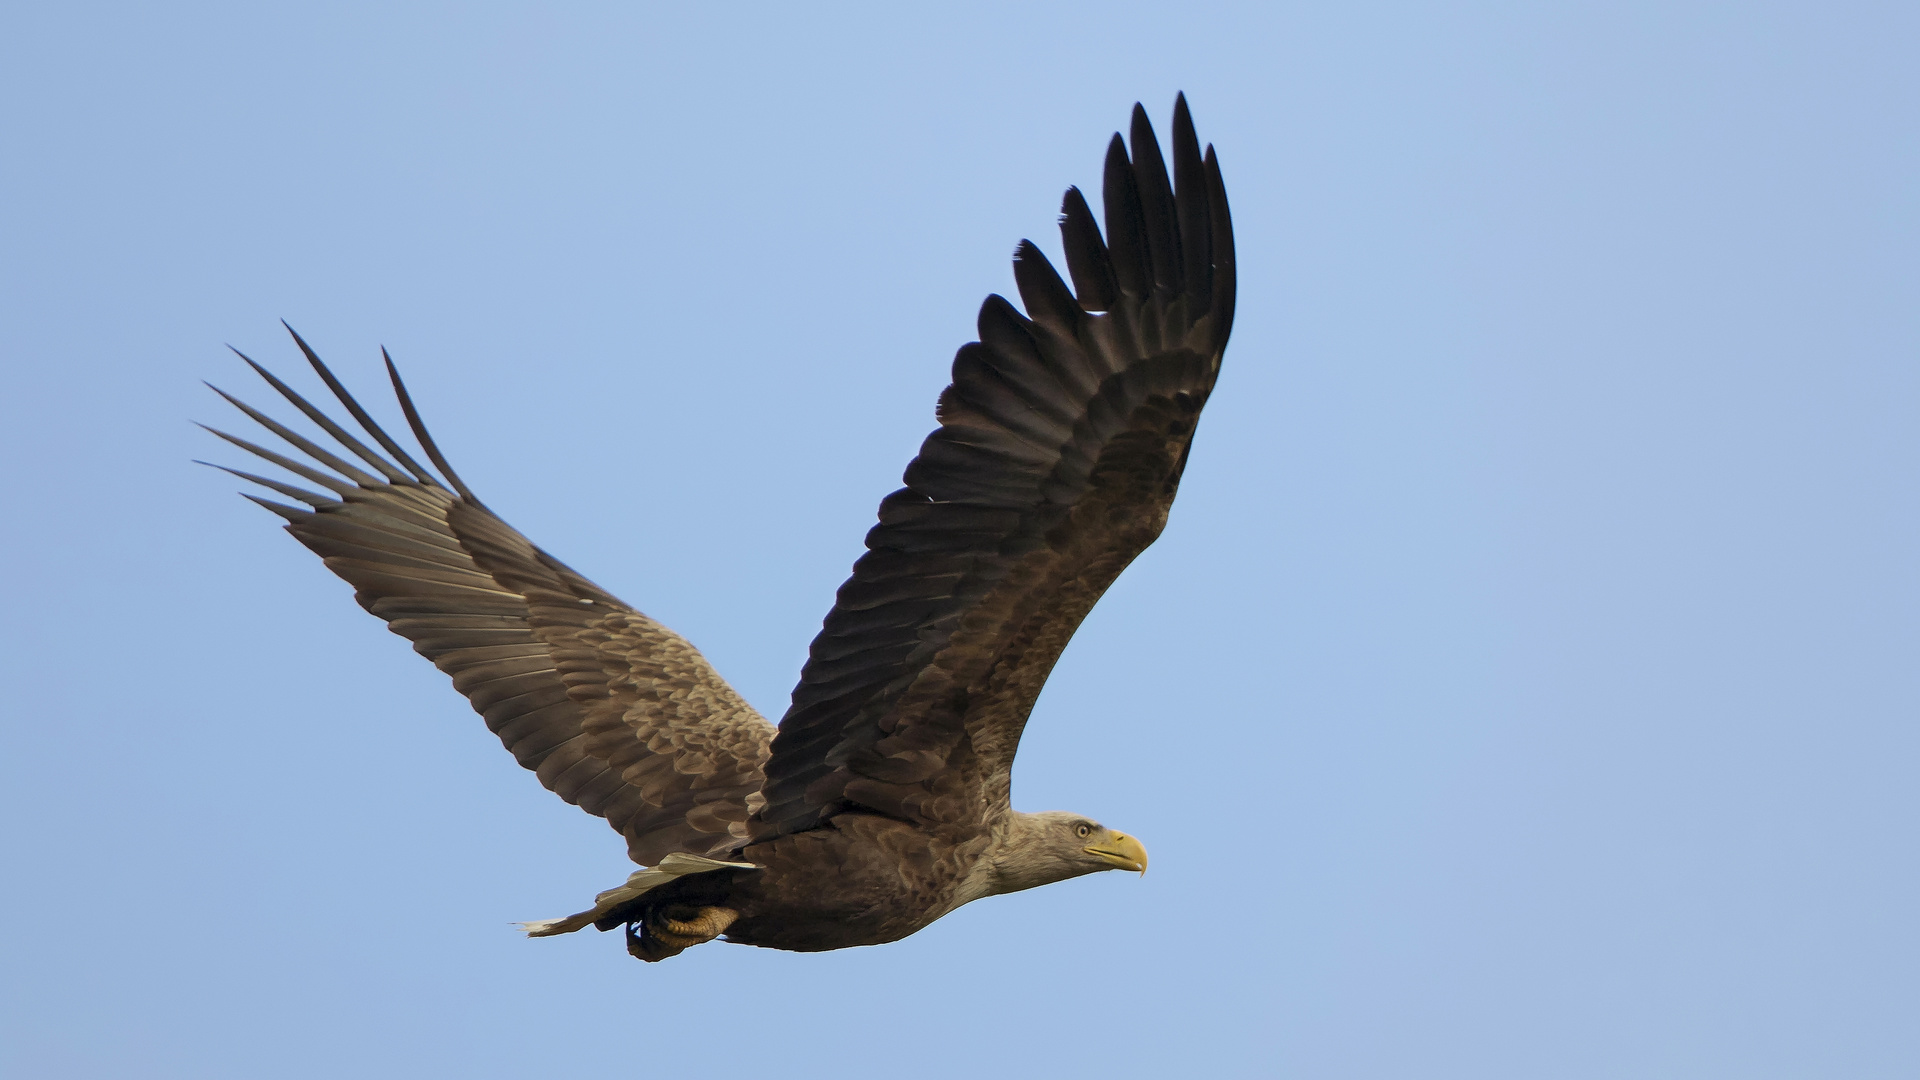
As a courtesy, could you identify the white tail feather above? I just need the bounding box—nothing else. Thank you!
[518,853,758,938]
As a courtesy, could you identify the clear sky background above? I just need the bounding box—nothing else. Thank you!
[2,2,1916,1077]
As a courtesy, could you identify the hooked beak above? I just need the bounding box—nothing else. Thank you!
[1083,831,1149,875]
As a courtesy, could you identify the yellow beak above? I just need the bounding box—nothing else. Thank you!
[1083,831,1149,874]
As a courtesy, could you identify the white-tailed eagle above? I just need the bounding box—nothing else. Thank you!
[206,96,1234,961]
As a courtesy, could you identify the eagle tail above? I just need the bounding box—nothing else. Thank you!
[517,853,758,938]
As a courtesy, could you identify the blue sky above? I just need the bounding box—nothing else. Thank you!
[2,2,1916,1077]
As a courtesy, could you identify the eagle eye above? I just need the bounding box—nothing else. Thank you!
[1074,823,1092,838]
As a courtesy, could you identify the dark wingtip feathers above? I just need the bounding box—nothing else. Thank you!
[242,492,313,523]
[1010,239,1082,334]
[1201,143,1236,352]
[1170,94,1211,309]
[202,382,384,488]
[236,344,412,485]
[1102,131,1150,300]
[382,348,485,509]
[1058,186,1117,312]
[1126,103,1181,296]
[283,325,441,486]
[1043,95,1231,343]
[205,335,486,514]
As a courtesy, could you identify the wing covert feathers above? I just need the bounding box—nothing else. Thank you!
[206,333,774,865]
[755,96,1234,840]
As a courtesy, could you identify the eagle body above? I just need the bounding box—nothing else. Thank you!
[641,815,991,955]
[206,96,1232,962]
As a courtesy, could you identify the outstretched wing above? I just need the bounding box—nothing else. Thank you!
[205,331,774,865]
[754,96,1235,839]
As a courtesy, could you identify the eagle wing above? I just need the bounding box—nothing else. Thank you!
[754,97,1234,839]
[206,335,774,865]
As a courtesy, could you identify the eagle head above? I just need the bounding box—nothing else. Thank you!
[981,810,1150,898]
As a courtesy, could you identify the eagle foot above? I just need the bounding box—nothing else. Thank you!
[625,905,739,962]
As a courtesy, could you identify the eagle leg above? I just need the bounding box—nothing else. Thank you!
[626,905,739,962]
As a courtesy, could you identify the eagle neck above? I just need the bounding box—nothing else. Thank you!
[953,811,1070,904]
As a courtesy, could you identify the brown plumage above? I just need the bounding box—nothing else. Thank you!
[206,96,1234,961]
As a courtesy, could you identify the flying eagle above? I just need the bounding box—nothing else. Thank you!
[206,96,1235,961]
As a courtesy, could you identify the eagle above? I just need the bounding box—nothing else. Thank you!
[205,95,1234,962]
